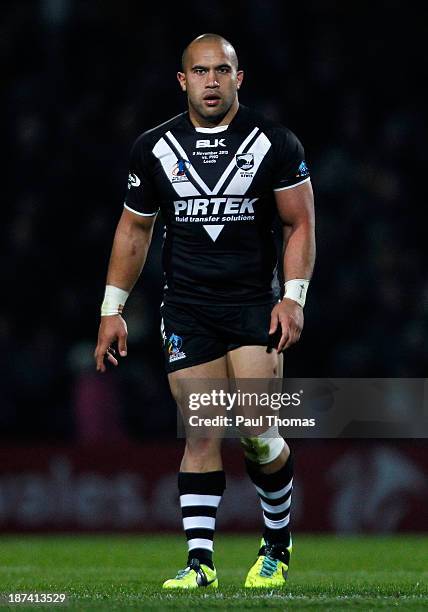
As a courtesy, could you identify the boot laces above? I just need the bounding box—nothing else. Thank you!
[259,548,279,577]
[175,558,207,584]
[175,566,191,579]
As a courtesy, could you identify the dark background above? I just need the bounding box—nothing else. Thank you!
[2,0,426,443]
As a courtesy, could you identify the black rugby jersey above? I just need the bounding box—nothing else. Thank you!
[124,105,310,305]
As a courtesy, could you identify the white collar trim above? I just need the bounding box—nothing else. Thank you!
[195,125,229,133]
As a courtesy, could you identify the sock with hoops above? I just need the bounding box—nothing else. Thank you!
[178,470,226,570]
[245,452,293,547]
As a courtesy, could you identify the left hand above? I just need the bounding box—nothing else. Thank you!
[269,298,304,352]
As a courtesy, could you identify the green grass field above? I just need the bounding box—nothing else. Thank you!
[0,535,426,610]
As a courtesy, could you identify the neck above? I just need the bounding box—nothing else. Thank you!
[189,98,239,128]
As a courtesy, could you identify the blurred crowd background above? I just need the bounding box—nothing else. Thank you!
[2,0,426,443]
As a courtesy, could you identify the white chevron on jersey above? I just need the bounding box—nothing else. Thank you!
[154,127,272,201]
[223,132,271,195]
[152,137,201,198]
[167,128,261,197]
[203,225,224,242]
[166,131,212,195]
[212,127,259,194]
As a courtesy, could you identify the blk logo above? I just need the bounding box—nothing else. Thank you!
[196,138,226,149]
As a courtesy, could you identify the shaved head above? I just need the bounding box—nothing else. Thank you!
[181,33,238,72]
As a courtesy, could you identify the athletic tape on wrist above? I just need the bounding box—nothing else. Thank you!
[101,285,129,316]
[284,279,309,308]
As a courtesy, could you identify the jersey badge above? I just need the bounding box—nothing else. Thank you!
[172,159,191,183]
[235,153,254,172]
[296,160,309,178]
[168,333,186,362]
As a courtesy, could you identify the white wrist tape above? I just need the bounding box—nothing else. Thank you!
[284,279,310,308]
[101,285,129,316]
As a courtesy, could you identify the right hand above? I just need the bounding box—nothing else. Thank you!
[94,315,128,373]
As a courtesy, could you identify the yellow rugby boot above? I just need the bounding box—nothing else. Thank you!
[244,537,292,588]
[162,558,218,589]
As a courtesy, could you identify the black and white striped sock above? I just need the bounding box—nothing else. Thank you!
[246,453,293,546]
[178,471,226,570]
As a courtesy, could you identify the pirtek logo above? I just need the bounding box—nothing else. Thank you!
[196,138,226,149]
[174,197,257,216]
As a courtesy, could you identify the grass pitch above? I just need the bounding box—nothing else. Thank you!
[0,534,426,610]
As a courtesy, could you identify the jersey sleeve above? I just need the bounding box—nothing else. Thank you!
[124,136,159,216]
[272,128,310,191]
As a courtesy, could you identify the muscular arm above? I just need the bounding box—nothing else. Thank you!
[94,208,157,371]
[276,180,315,282]
[106,208,157,291]
[270,181,316,351]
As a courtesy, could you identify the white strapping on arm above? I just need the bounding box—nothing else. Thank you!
[101,285,130,316]
[283,279,309,307]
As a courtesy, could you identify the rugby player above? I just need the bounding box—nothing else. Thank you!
[94,33,315,589]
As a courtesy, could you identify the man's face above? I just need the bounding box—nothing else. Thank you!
[177,41,243,123]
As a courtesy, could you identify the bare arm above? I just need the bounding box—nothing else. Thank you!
[278,180,315,281]
[270,181,316,352]
[94,208,157,372]
[106,208,156,290]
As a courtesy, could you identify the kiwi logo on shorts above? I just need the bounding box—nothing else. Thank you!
[168,333,186,362]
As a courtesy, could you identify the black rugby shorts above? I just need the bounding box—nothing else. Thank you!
[160,301,277,373]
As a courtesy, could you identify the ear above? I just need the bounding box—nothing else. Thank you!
[236,70,244,90]
[177,71,187,92]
